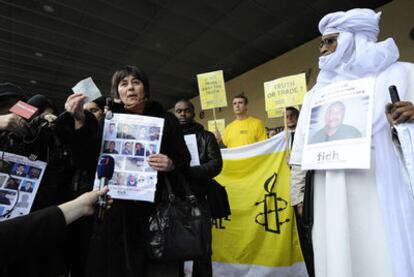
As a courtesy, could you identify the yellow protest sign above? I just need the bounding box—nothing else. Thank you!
[267,106,300,119]
[208,119,225,135]
[267,109,284,119]
[264,73,307,111]
[197,70,227,110]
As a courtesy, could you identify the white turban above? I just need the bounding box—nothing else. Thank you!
[319,8,381,42]
[317,8,399,84]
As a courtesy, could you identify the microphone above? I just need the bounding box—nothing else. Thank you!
[96,155,115,219]
[389,85,400,104]
[27,94,48,113]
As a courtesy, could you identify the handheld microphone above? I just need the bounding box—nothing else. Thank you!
[105,97,114,120]
[96,155,115,219]
[389,85,400,104]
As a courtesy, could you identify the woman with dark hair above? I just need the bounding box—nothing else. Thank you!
[87,65,191,277]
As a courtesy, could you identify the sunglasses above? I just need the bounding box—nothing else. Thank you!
[319,35,338,49]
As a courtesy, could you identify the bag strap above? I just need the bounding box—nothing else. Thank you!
[163,174,176,203]
[164,172,197,204]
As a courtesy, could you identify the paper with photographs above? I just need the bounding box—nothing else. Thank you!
[94,113,164,202]
[301,77,374,170]
[0,151,47,221]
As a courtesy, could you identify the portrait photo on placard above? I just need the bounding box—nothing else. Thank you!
[11,163,27,177]
[137,126,149,141]
[115,157,124,170]
[103,140,120,154]
[0,174,7,186]
[110,172,127,186]
[0,189,17,206]
[4,177,21,190]
[16,193,31,208]
[105,122,117,139]
[0,161,12,175]
[307,96,369,145]
[134,142,145,156]
[125,157,145,171]
[27,166,41,179]
[121,141,134,155]
[126,174,138,187]
[149,126,160,141]
[145,144,157,156]
[20,180,36,193]
[117,124,137,140]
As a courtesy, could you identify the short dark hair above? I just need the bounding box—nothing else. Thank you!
[175,99,194,113]
[232,93,248,104]
[110,65,150,100]
[286,106,299,117]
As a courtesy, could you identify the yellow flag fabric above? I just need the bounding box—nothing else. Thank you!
[211,135,307,276]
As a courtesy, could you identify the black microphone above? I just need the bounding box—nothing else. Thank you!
[389,85,400,104]
[27,94,48,113]
[96,155,115,219]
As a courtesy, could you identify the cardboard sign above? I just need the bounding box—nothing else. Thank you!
[208,119,225,135]
[264,73,307,111]
[197,70,227,110]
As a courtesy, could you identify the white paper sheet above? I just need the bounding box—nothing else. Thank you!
[72,77,102,103]
[184,134,200,167]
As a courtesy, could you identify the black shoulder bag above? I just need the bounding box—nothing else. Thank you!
[146,173,212,261]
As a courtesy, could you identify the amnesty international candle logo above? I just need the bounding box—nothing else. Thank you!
[254,172,290,234]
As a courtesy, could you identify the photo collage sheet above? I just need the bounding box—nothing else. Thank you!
[0,151,47,221]
[95,113,164,202]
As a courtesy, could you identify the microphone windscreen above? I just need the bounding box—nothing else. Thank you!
[27,94,48,112]
[97,155,115,179]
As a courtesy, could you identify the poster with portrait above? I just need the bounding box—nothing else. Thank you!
[94,113,164,202]
[301,77,375,170]
[0,151,47,221]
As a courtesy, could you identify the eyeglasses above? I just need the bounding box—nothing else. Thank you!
[319,35,338,49]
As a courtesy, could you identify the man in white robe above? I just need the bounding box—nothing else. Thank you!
[290,8,414,277]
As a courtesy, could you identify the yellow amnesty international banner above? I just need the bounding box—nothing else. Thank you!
[210,137,307,276]
[264,73,307,111]
[197,70,227,110]
[208,119,225,135]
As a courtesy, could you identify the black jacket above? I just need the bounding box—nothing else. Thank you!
[181,122,222,197]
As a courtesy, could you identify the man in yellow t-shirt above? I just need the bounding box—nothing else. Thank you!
[216,94,267,148]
